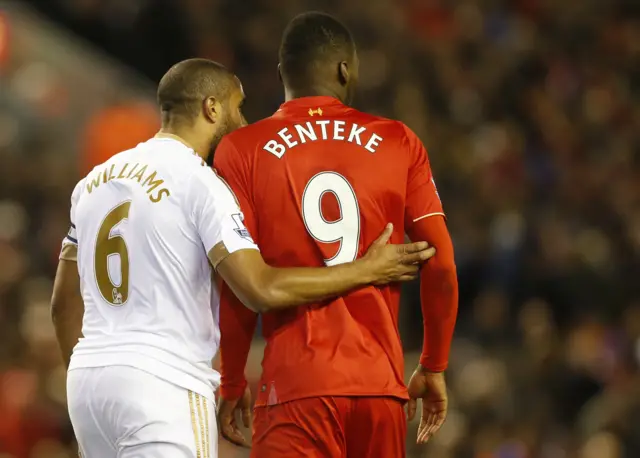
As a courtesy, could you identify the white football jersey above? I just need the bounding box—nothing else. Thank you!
[61,137,258,400]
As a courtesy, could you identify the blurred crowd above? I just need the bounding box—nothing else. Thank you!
[0,0,639,457]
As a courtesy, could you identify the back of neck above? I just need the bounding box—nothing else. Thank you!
[285,85,344,103]
[155,128,205,159]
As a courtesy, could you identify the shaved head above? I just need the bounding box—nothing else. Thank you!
[279,12,358,104]
[157,58,237,123]
[156,58,247,158]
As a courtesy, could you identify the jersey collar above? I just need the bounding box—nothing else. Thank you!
[153,132,196,152]
[151,133,207,162]
[276,96,345,116]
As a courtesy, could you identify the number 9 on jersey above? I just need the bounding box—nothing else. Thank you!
[302,172,360,267]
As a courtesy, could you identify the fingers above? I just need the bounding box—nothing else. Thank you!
[431,411,446,436]
[417,414,436,444]
[217,398,235,421]
[221,422,250,447]
[240,386,253,429]
[401,240,429,254]
[417,417,429,444]
[218,398,250,448]
[417,422,430,444]
[219,412,251,448]
[371,223,394,248]
[395,263,420,282]
[417,419,443,444]
[416,406,446,444]
[401,247,436,265]
[241,406,252,428]
[406,398,417,421]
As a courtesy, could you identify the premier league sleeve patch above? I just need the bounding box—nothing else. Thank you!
[231,213,254,243]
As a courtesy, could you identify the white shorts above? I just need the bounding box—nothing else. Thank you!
[67,366,217,458]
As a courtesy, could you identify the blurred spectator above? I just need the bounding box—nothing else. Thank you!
[81,99,159,174]
[0,12,10,70]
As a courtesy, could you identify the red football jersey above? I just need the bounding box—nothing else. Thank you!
[215,96,444,406]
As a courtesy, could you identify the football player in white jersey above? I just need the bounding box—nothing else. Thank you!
[50,59,435,458]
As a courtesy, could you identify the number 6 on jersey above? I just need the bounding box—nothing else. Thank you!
[94,201,131,306]
[302,172,360,266]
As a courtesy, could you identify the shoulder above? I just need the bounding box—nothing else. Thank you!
[348,108,410,137]
[70,177,87,204]
[107,143,144,164]
[363,113,421,148]
[147,140,209,183]
[214,120,277,172]
[347,110,426,163]
[223,117,284,148]
[185,165,241,216]
[178,150,209,173]
[188,161,233,196]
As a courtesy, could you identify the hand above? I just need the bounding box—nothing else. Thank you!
[361,223,435,285]
[406,367,448,444]
[217,386,252,447]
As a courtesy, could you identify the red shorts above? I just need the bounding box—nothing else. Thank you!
[251,396,406,458]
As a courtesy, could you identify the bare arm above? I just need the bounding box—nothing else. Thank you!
[51,257,84,368]
[212,223,434,313]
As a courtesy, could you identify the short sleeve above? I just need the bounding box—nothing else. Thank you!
[403,124,445,231]
[60,179,84,261]
[186,165,258,269]
[213,136,258,241]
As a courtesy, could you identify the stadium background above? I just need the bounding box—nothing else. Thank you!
[0,0,638,457]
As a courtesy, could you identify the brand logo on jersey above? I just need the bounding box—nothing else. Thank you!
[231,213,254,242]
[308,108,323,117]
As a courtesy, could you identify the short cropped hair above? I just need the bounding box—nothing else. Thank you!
[157,58,235,121]
[279,12,355,87]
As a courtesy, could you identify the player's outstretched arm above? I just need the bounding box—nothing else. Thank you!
[51,258,84,369]
[213,223,434,313]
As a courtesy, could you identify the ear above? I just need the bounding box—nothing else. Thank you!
[338,61,349,87]
[203,96,218,124]
[277,63,283,83]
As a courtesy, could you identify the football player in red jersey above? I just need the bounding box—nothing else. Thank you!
[215,12,459,457]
